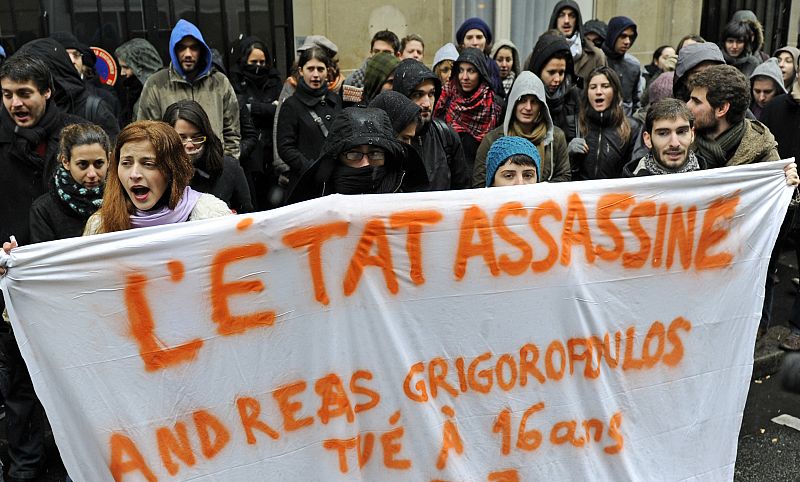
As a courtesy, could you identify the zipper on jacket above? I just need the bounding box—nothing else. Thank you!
[393,171,406,193]
[594,112,603,178]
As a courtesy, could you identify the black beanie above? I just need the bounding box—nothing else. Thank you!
[368,90,421,135]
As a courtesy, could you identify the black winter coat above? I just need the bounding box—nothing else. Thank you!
[29,190,91,243]
[190,156,253,214]
[415,120,469,190]
[276,80,342,189]
[760,93,800,160]
[287,107,428,204]
[572,108,637,180]
[392,60,468,190]
[0,105,84,246]
[232,37,283,174]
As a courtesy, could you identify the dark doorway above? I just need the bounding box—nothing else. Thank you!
[0,0,294,78]
[701,0,793,56]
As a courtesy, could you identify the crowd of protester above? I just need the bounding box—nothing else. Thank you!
[0,4,799,480]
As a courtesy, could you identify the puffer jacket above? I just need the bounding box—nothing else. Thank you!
[286,107,429,204]
[472,71,570,186]
[572,108,638,180]
[392,59,468,190]
[136,19,241,158]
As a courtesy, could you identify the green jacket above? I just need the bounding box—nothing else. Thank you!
[137,65,241,158]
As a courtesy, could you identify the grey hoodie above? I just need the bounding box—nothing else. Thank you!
[750,58,787,95]
[673,43,725,101]
[471,71,571,186]
[503,71,553,145]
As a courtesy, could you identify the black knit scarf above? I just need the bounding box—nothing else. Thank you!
[330,165,390,194]
[295,78,329,107]
[1,103,64,177]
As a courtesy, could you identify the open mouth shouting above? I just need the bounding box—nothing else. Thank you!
[129,185,154,206]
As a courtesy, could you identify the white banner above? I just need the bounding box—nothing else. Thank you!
[1,162,793,481]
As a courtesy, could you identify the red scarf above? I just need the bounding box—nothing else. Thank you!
[434,80,501,142]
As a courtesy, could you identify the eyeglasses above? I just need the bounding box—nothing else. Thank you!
[344,150,385,161]
[180,135,207,145]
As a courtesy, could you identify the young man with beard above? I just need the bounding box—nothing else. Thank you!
[547,1,606,86]
[623,98,706,176]
[687,64,778,168]
[114,38,163,128]
[137,19,241,158]
[0,54,85,482]
[392,58,469,190]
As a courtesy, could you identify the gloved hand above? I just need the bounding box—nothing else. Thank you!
[568,137,588,155]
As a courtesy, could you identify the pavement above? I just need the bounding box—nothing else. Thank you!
[753,246,800,379]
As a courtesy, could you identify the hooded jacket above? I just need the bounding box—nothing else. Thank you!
[673,43,725,101]
[601,16,641,115]
[392,59,468,191]
[732,10,768,61]
[115,38,164,127]
[17,38,119,139]
[774,46,800,92]
[547,0,607,84]
[720,20,761,78]
[137,19,241,158]
[230,36,283,179]
[761,77,800,160]
[472,71,570,187]
[286,107,428,204]
[491,39,520,95]
[749,58,787,119]
[527,32,582,143]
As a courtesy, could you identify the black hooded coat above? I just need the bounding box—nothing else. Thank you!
[527,32,582,143]
[286,107,429,204]
[392,59,469,190]
[601,17,642,116]
[17,38,119,139]
[231,36,283,172]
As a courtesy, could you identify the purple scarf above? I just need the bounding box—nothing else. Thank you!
[130,187,202,229]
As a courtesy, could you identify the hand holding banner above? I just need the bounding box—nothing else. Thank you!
[1,162,793,481]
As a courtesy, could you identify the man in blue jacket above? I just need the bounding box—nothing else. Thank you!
[137,19,241,158]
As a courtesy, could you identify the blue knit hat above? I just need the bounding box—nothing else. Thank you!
[486,136,541,187]
[456,17,493,47]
